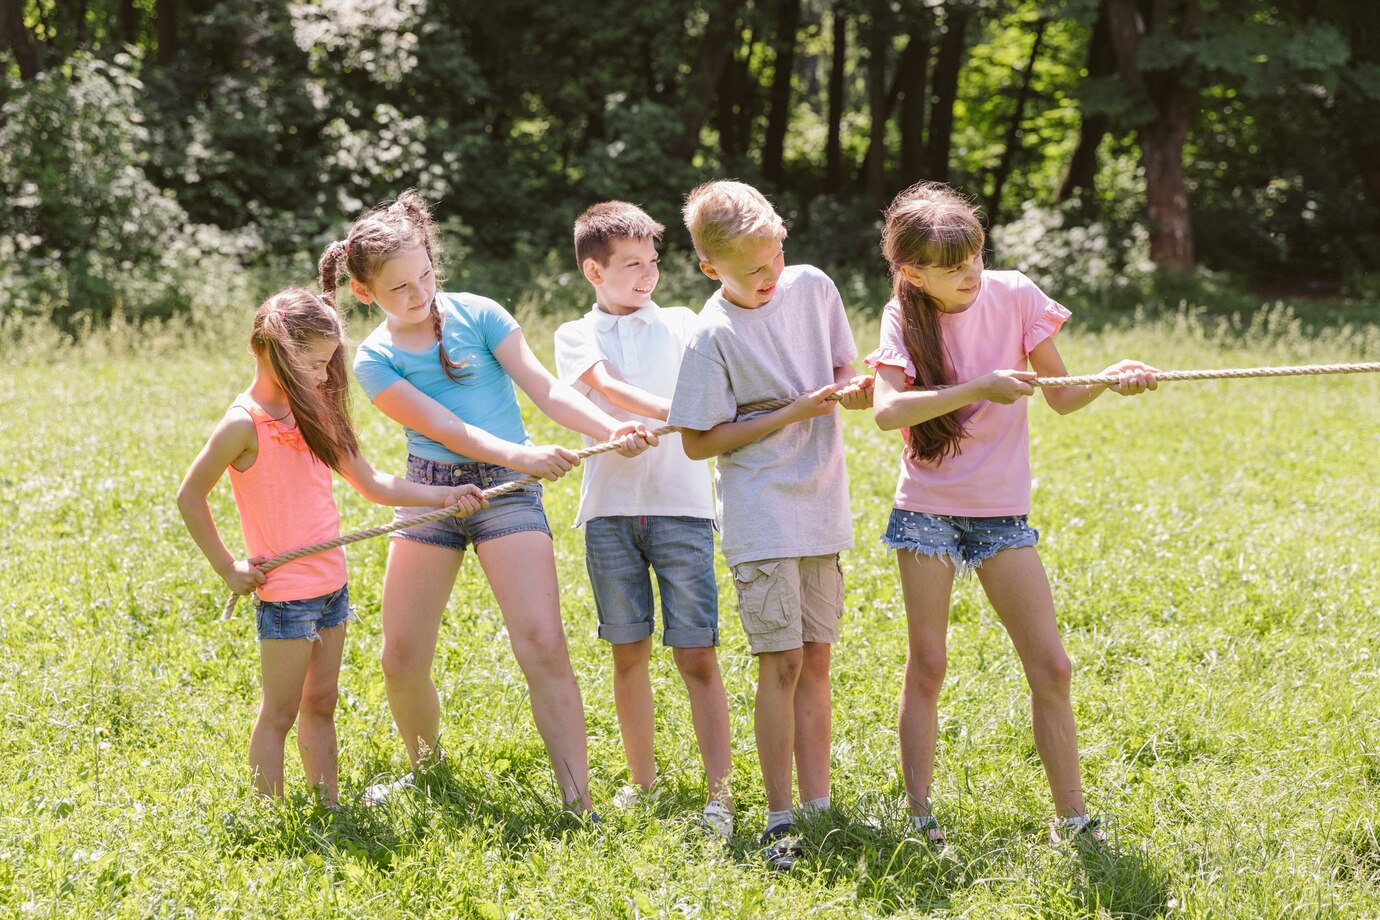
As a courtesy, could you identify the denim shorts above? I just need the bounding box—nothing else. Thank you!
[391,456,551,552]
[253,583,352,641]
[585,515,719,648]
[881,509,1039,574]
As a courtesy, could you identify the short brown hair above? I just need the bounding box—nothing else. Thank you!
[573,201,665,267]
[682,180,787,262]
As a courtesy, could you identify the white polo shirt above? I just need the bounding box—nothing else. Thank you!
[554,303,716,528]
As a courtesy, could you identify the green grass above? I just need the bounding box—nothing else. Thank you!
[2,302,1379,918]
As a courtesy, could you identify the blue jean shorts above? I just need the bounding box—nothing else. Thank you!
[881,509,1039,574]
[391,456,551,552]
[253,583,352,641]
[585,515,719,648]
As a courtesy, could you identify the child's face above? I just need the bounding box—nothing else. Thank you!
[588,237,659,314]
[302,336,340,391]
[902,250,985,313]
[700,237,785,309]
[351,245,436,326]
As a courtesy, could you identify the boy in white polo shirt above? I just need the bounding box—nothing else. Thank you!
[555,201,733,836]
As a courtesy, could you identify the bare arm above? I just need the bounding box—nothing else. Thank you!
[679,384,838,460]
[176,410,265,595]
[872,365,1035,431]
[580,360,671,421]
[496,329,656,455]
[334,451,488,515]
[1028,337,1157,415]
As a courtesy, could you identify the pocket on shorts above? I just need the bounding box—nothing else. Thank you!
[732,560,787,633]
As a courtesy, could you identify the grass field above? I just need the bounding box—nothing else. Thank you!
[2,300,1379,918]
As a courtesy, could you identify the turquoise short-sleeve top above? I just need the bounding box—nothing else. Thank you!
[352,292,531,462]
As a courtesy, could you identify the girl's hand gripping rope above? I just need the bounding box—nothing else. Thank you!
[609,422,660,457]
[515,444,581,481]
[219,556,267,596]
[979,369,1038,404]
[440,484,489,517]
[1100,360,1159,396]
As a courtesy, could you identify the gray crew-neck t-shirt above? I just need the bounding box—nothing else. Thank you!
[668,264,856,567]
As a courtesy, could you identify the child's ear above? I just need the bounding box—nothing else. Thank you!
[348,278,373,306]
[898,265,926,289]
[698,260,719,282]
[581,257,604,287]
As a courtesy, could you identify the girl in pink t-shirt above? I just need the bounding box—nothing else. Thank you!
[867,182,1157,847]
[178,288,484,805]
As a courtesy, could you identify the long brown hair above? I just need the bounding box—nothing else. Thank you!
[318,189,471,383]
[880,181,986,463]
[250,288,359,471]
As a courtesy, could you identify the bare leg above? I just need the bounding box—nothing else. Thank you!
[896,550,955,818]
[296,622,346,805]
[975,546,1085,817]
[379,539,464,766]
[250,637,313,799]
[612,637,656,789]
[794,642,832,804]
[673,646,733,807]
[475,530,591,810]
[754,648,803,813]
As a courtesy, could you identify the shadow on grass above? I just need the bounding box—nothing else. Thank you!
[778,802,1174,917]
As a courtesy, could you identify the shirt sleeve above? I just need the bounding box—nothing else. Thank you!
[863,302,916,384]
[472,295,521,352]
[1017,274,1072,354]
[553,319,600,392]
[667,342,737,431]
[352,338,403,401]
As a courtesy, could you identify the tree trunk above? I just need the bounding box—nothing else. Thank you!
[924,4,969,183]
[861,0,892,202]
[763,0,802,186]
[825,1,847,191]
[986,19,1048,229]
[898,9,933,185]
[155,0,178,64]
[676,0,740,160]
[120,0,141,45]
[1,0,43,79]
[1055,0,1116,204]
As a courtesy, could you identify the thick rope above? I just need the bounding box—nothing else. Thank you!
[220,360,1378,618]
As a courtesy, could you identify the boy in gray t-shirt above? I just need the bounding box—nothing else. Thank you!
[668,180,872,870]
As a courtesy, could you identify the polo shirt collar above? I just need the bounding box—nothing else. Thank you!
[590,303,659,331]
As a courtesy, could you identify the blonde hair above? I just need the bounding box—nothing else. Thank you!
[880,181,987,463]
[250,288,359,471]
[574,201,664,267]
[682,180,787,262]
[318,189,470,383]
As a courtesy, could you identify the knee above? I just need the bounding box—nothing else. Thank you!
[673,647,720,686]
[257,699,299,736]
[761,648,803,689]
[380,640,428,684]
[903,648,947,701]
[299,683,338,722]
[1026,649,1073,698]
[510,627,571,675]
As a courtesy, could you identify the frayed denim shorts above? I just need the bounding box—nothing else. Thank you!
[390,456,551,553]
[254,583,352,641]
[881,508,1038,574]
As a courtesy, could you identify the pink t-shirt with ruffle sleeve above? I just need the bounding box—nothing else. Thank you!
[864,270,1070,517]
[226,394,347,602]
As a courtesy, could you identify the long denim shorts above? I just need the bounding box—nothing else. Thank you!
[585,515,719,648]
[881,508,1038,574]
[391,456,551,552]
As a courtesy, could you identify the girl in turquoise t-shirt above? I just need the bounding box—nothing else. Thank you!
[320,191,655,813]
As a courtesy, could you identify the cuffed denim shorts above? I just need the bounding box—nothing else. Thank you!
[254,583,352,641]
[881,508,1039,574]
[585,515,719,648]
[391,456,551,552]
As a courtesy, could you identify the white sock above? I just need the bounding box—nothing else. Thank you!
[766,808,794,831]
[795,795,831,818]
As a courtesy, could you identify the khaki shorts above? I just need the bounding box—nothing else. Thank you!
[730,554,844,654]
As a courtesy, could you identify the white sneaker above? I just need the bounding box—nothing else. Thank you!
[612,784,644,810]
[702,801,733,838]
[362,772,414,806]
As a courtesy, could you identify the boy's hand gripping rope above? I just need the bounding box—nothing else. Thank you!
[220,360,1379,619]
